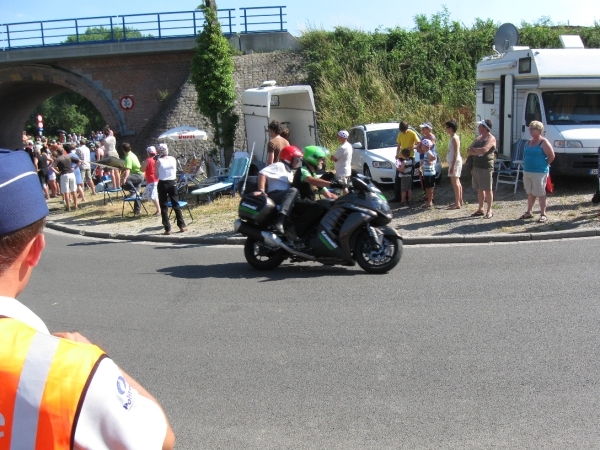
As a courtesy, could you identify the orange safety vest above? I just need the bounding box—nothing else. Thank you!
[0,318,106,449]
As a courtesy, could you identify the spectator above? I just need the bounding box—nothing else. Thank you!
[0,149,176,448]
[77,138,96,195]
[280,128,290,142]
[418,139,437,208]
[68,143,86,203]
[121,143,144,215]
[155,144,187,235]
[396,121,420,159]
[392,148,413,205]
[266,120,289,165]
[519,120,555,223]
[141,146,161,216]
[45,149,58,198]
[445,119,463,209]
[330,130,352,185]
[467,119,497,219]
[22,130,30,146]
[32,145,50,200]
[419,122,437,153]
[102,125,120,189]
[53,147,78,211]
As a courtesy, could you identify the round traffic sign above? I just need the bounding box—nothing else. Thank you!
[119,95,135,110]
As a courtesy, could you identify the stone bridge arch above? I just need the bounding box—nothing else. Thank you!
[0,64,126,149]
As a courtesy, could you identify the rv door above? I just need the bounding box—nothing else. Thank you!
[522,92,543,140]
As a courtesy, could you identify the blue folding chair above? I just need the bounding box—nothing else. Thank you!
[100,175,123,205]
[191,157,250,204]
[121,187,148,217]
[168,200,194,222]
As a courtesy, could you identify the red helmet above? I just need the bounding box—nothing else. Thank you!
[279,145,303,164]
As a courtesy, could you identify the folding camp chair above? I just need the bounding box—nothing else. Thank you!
[100,175,123,205]
[190,156,250,204]
[121,187,148,217]
[168,200,194,222]
[495,139,527,193]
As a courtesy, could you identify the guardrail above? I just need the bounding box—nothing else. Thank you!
[0,6,287,50]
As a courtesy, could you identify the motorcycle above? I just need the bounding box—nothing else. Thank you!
[234,175,402,274]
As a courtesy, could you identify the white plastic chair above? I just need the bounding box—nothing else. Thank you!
[495,140,527,193]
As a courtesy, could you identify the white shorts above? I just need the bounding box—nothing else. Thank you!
[448,158,462,178]
[523,171,547,197]
[60,173,76,193]
[142,181,158,201]
[48,171,56,181]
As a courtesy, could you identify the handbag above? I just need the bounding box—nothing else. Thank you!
[545,173,554,194]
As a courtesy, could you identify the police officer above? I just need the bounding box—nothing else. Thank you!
[0,150,175,448]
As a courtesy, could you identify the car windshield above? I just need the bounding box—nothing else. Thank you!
[366,129,399,149]
[542,91,600,125]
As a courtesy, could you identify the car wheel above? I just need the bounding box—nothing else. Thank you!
[363,165,372,180]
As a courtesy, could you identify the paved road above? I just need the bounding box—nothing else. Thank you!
[20,230,600,449]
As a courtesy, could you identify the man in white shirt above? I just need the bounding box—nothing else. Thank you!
[331,130,352,184]
[0,150,175,449]
[77,137,96,195]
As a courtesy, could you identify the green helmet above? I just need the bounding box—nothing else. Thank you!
[303,146,328,166]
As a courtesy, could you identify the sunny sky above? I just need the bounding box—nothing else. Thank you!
[0,0,597,37]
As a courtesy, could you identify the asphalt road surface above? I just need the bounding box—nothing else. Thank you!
[20,230,600,449]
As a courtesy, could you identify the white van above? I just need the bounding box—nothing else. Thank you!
[242,81,318,172]
[476,25,600,176]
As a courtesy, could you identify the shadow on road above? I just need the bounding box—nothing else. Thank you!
[157,262,361,281]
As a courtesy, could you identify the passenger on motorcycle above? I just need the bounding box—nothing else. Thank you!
[253,145,303,235]
[292,146,341,201]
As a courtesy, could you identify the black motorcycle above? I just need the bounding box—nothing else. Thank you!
[234,175,402,274]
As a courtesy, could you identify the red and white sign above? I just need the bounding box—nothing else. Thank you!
[119,95,135,110]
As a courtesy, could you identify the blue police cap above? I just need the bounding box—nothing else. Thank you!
[0,149,49,235]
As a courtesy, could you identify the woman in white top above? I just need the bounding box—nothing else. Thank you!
[445,119,463,209]
[154,144,187,235]
[101,126,120,188]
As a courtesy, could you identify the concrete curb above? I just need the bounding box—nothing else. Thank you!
[46,221,600,246]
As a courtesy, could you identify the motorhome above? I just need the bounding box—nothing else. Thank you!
[476,24,600,176]
[242,81,318,172]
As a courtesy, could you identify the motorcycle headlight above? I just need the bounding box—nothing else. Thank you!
[372,161,393,169]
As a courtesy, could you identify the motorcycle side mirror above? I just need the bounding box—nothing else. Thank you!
[352,142,364,150]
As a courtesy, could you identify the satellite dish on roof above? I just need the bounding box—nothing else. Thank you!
[494,23,519,53]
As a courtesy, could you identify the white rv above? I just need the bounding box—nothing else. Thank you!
[476,25,600,176]
[242,81,318,172]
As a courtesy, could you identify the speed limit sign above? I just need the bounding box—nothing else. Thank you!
[119,95,135,110]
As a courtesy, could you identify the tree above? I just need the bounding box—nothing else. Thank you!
[65,26,149,43]
[190,1,238,166]
[27,92,105,138]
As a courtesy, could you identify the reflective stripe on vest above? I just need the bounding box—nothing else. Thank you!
[0,318,105,450]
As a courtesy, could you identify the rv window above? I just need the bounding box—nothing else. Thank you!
[519,57,532,74]
[483,85,494,104]
[542,91,600,125]
[525,93,542,126]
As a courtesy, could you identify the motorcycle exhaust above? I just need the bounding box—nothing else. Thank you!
[234,219,315,261]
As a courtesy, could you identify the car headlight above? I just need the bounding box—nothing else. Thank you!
[554,140,583,148]
[372,161,393,169]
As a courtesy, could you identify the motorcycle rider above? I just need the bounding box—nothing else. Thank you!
[253,145,304,235]
[293,145,340,201]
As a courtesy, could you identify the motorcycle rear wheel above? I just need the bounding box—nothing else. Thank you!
[244,237,285,270]
[354,232,402,274]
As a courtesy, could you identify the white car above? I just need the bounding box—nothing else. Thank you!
[348,123,442,185]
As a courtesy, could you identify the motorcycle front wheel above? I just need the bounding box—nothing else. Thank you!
[244,237,285,270]
[354,232,402,274]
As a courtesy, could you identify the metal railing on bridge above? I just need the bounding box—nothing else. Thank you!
[0,6,287,51]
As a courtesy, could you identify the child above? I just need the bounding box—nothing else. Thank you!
[418,139,437,208]
[396,148,413,204]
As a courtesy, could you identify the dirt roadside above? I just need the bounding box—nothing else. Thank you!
[45,173,600,240]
